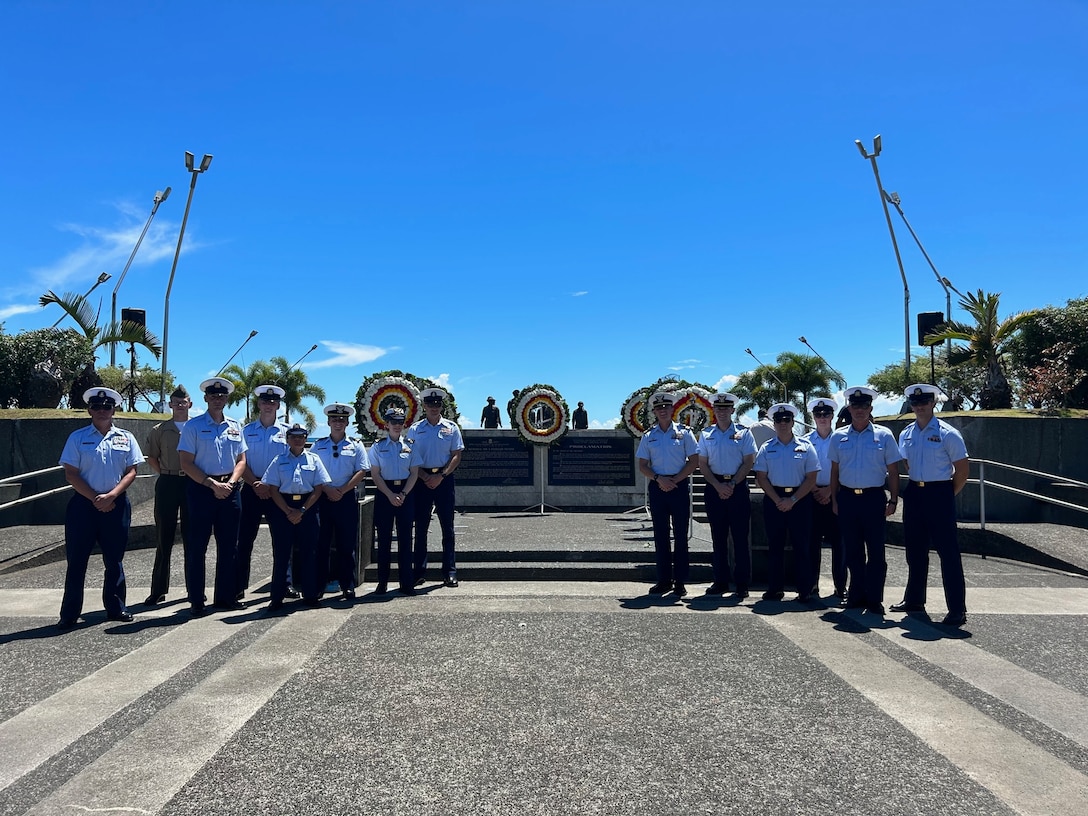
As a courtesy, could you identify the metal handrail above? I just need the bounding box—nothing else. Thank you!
[969,459,1088,532]
[0,473,155,514]
[0,465,63,485]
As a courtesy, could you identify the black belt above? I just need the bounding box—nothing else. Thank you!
[208,474,233,482]
[283,492,312,504]
[841,485,885,495]
[159,469,182,476]
[910,479,951,488]
[390,479,405,486]
[772,485,798,493]
[710,472,734,481]
[423,467,444,474]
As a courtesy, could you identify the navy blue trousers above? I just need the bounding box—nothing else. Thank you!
[268,498,320,602]
[837,488,888,607]
[185,481,240,608]
[762,493,813,594]
[374,490,415,588]
[236,484,276,595]
[703,482,751,589]
[810,496,846,595]
[648,478,690,584]
[902,481,966,616]
[60,493,130,622]
[317,489,359,593]
[414,476,457,579]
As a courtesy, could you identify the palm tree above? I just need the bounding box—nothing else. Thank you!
[777,351,845,423]
[38,289,162,407]
[268,355,326,431]
[733,366,782,418]
[222,359,277,421]
[926,289,1037,410]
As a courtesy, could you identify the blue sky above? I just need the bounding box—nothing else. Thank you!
[2,1,1086,432]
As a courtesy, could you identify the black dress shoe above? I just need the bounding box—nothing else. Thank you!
[414,576,426,588]
[235,590,245,601]
[941,613,968,627]
[400,586,417,596]
[834,587,847,600]
[107,612,135,622]
[286,588,301,599]
[303,598,322,608]
[648,582,671,595]
[56,618,77,630]
[267,599,284,611]
[890,601,926,613]
[706,582,729,596]
[374,583,388,594]
[733,587,750,599]
[795,593,813,603]
[844,599,866,610]
[190,605,208,618]
[144,594,166,606]
[342,588,356,600]
[444,576,459,588]
[761,591,785,601]
[866,604,885,616]
[212,600,245,611]
[673,583,687,597]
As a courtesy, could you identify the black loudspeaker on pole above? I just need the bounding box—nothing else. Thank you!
[917,311,944,347]
[121,308,146,327]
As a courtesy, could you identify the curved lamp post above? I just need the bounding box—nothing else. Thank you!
[216,329,259,376]
[160,151,212,407]
[51,272,111,328]
[110,187,171,366]
[744,347,787,402]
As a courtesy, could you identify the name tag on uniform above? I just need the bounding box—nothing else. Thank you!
[439,427,454,437]
[110,436,131,451]
[226,428,241,441]
[301,464,316,471]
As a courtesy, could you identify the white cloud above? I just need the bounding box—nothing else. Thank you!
[590,416,621,430]
[0,303,41,321]
[571,291,588,297]
[710,373,739,392]
[428,373,453,390]
[305,341,392,369]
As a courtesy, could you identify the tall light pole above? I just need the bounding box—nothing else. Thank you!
[216,330,259,376]
[282,344,319,423]
[855,134,911,379]
[160,151,213,407]
[798,336,846,385]
[51,272,111,328]
[883,190,952,356]
[110,187,171,366]
[744,347,787,401]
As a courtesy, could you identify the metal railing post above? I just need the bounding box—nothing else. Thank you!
[979,461,986,532]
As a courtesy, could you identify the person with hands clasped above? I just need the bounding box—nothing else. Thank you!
[56,387,145,628]
[636,391,700,597]
[263,424,331,609]
[368,406,422,595]
[753,403,820,603]
[310,402,370,601]
[804,396,847,603]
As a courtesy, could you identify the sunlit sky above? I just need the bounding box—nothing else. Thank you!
[3,1,1085,432]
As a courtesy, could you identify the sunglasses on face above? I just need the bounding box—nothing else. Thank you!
[813,409,833,417]
[773,416,793,424]
[909,396,935,405]
[388,419,405,425]
[89,403,114,411]
[329,416,348,422]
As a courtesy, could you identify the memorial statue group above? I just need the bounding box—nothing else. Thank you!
[638,386,970,626]
[55,377,969,629]
[55,379,463,628]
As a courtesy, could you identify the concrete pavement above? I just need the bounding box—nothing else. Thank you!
[1,512,1087,814]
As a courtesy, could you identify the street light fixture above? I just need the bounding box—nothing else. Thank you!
[856,134,911,379]
[744,347,787,401]
[216,330,259,376]
[110,187,171,366]
[882,189,952,356]
[51,272,111,328]
[798,336,846,384]
[160,151,213,407]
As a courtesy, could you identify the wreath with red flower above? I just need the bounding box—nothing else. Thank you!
[354,370,460,440]
[511,384,570,445]
[620,387,649,438]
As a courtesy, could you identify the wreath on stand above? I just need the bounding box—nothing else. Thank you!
[630,376,716,435]
[620,387,649,438]
[354,370,460,440]
[511,384,570,446]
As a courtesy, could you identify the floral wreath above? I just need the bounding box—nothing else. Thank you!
[639,379,682,431]
[512,384,570,445]
[358,375,421,436]
[621,387,649,438]
[671,385,714,433]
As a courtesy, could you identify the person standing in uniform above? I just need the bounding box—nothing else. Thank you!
[310,403,370,600]
[369,406,422,595]
[409,388,465,587]
[178,377,247,617]
[753,403,820,602]
[263,424,331,609]
[480,396,502,428]
[236,385,290,600]
[144,385,192,605]
[748,408,777,450]
[829,386,902,617]
[804,396,847,603]
[57,387,145,628]
[636,391,699,597]
[697,392,756,598]
[572,401,589,430]
[892,383,971,626]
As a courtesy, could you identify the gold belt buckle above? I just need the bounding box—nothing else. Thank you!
[291,494,303,501]
[782,487,794,494]
[853,488,864,495]
[392,480,403,486]
[917,481,926,487]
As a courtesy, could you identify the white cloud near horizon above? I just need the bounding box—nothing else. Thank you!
[0,303,41,321]
[305,340,392,369]
[571,291,588,297]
